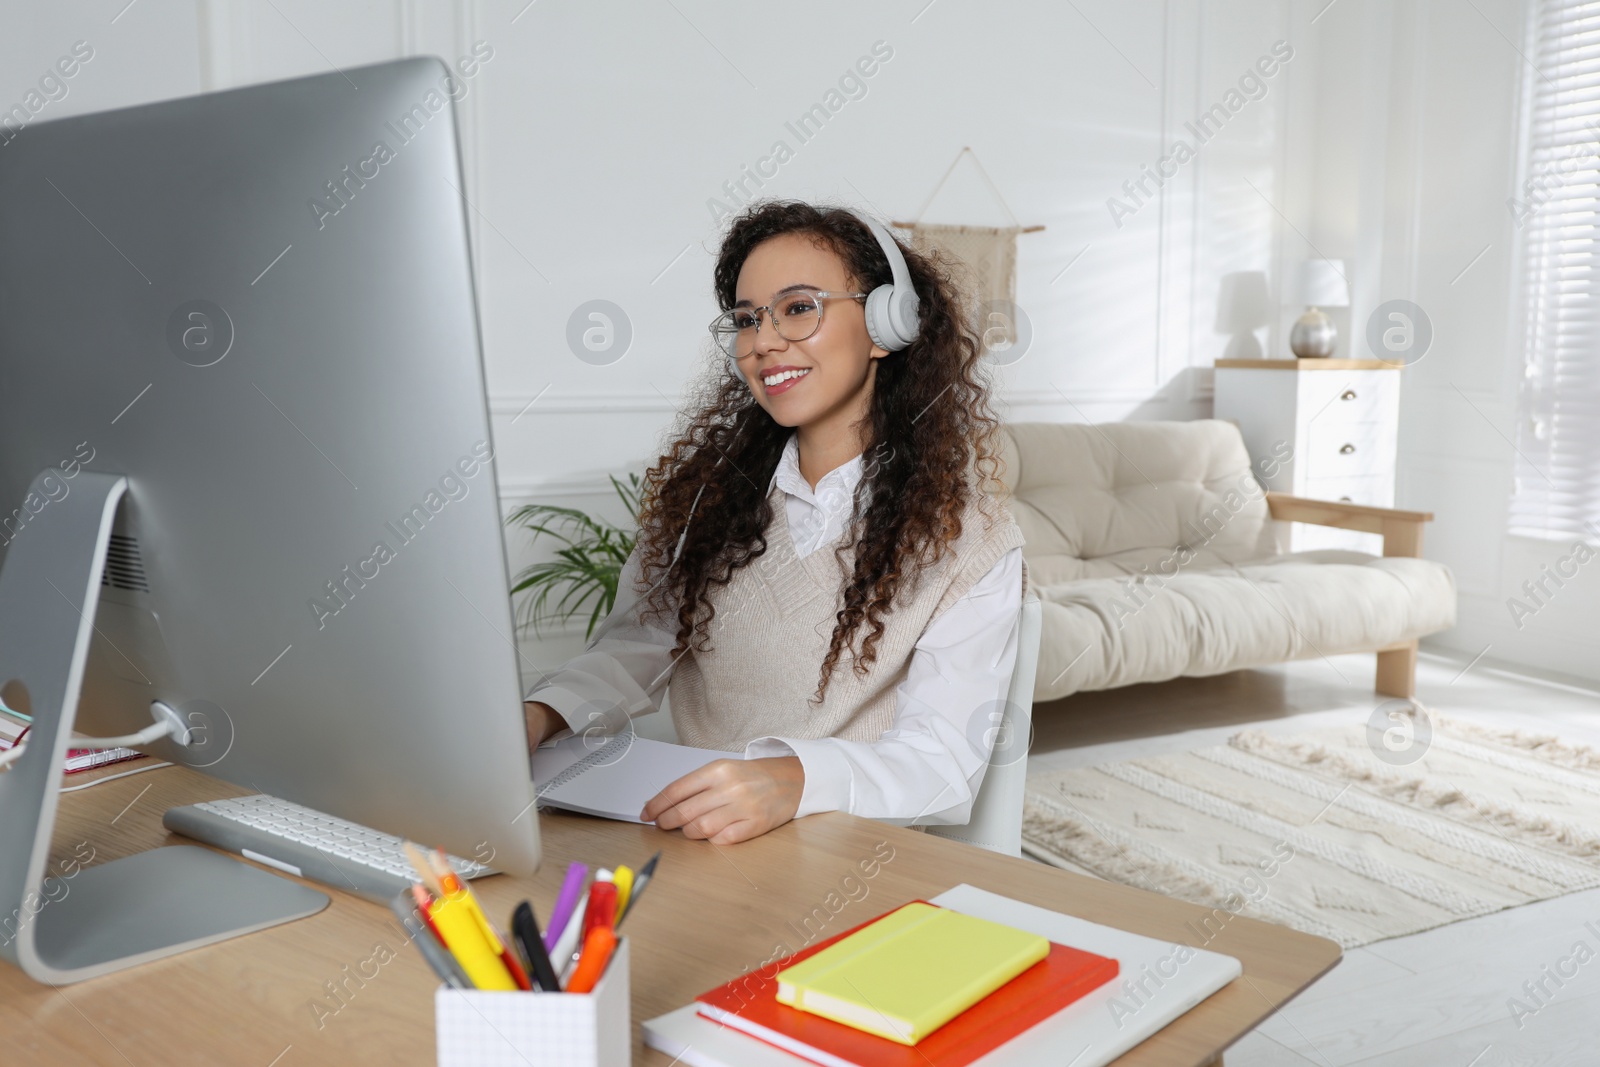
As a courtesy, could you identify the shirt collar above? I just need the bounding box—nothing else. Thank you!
[769,432,866,504]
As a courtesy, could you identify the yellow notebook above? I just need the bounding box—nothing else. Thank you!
[774,902,1049,1045]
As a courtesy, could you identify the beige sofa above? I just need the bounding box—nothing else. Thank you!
[996,420,1456,703]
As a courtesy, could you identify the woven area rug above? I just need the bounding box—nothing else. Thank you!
[1022,708,1600,948]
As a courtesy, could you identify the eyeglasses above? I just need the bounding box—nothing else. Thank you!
[709,289,868,361]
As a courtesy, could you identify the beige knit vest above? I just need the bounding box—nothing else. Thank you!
[668,477,1031,751]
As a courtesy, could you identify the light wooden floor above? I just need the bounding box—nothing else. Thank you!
[1025,648,1600,1066]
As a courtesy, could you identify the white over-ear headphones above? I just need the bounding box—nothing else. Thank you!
[849,209,921,352]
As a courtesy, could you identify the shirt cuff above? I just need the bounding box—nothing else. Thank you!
[744,736,853,819]
[522,686,592,744]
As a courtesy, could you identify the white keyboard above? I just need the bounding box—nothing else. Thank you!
[163,793,494,902]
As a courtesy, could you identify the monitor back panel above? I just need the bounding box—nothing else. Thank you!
[0,58,539,873]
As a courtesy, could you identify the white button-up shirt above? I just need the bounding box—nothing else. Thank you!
[527,432,1024,825]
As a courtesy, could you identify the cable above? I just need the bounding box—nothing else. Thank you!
[0,702,190,771]
[0,737,29,770]
[0,727,164,770]
[71,720,178,750]
[58,760,173,793]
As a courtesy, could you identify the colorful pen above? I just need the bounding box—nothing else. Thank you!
[580,881,618,945]
[616,851,660,929]
[427,848,531,991]
[410,883,446,943]
[565,927,618,994]
[544,862,589,953]
[611,864,634,917]
[511,901,562,992]
[549,886,588,979]
[388,889,472,989]
[424,890,515,990]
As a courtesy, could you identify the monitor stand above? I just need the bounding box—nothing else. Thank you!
[0,471,328,985]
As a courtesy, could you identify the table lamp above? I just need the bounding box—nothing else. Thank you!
[1214,271,1271,360]
[1287,258,1349,358]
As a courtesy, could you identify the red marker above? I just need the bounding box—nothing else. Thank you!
[581,881,618,943]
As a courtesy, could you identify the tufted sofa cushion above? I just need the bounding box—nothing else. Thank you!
[996,420,1281,584]
[996,420,1458,702]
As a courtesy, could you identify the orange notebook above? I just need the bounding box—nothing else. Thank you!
[695,900,1118,1067]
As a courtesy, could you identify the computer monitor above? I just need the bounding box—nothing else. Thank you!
[0,57,540,981]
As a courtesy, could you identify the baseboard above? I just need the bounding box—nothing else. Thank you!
[1418,646,1600,698]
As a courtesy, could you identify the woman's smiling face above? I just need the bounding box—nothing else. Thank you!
[732,232,888,430]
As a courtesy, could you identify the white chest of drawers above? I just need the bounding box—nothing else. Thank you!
[1213,358,1402,551]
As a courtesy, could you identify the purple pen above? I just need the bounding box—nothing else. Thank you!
[543,862,589,953]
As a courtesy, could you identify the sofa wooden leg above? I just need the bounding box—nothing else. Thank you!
[1376,641,1418,698]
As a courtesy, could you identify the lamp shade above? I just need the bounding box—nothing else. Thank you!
[1288,259,1349,307]
[1214,271,1271,333]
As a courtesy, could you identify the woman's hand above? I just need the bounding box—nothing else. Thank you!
[640,757,804,844]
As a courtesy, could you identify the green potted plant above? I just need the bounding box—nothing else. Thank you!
[505,472,643,639]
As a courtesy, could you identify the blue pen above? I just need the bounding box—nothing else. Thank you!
[543,862,588,954]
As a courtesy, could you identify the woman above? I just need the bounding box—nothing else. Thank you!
[523,200,1030,844]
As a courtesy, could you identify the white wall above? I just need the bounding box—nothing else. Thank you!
[6,0,1380,668]
[1297,0,1600,685]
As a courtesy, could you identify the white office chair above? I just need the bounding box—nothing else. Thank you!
[925,588,1040,856]
[629,589,1043,857]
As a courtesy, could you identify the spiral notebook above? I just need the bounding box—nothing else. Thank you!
[530,733,739,823]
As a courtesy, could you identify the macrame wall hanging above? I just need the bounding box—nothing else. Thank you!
[892,146,1043,348]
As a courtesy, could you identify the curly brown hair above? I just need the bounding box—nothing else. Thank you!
[633,200,1006,707]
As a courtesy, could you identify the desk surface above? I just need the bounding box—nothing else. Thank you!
[5,761,1341,1065]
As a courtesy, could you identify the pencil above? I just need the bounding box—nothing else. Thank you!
[402,841,446,897]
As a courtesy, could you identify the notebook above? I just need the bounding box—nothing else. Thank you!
[695,900,1118,1067]
[530,732,740,823]
[644,884,1244,1067]
[775,901,1050,1044]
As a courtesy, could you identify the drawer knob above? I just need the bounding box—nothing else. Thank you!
[1339,496,1353,502]
[1339,443,1357,455]
[1340,389,1357,401]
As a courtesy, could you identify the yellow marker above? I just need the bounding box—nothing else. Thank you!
[423,848,528,986]
[612,865,634,917]
[427,891,518,991]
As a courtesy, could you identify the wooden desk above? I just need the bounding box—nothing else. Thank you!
[4,762,1341,1065]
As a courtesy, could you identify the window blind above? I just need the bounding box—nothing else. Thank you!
[1511,0,1600,540]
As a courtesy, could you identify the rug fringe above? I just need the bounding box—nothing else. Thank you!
[1022,795,1244,910]
[1427,708,1600,774]
[1228,729,1600,860]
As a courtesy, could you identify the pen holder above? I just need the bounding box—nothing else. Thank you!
[435,937,630,1067]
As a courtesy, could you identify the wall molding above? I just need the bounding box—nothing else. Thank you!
[499,475,626,500]
[1401,450,1512,469]
[1403,383,1508,405]
[1002,389,1192,405]
[486,387,1186,417]
[489,392,686,416]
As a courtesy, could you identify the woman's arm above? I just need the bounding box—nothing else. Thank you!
[522,545,681,752]
[642,547,1026,841]
[523,701,568,747]
[742,546,1025,825]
